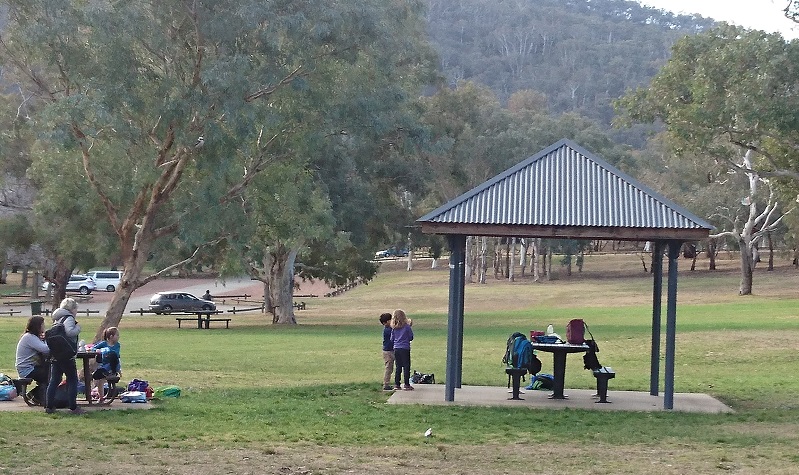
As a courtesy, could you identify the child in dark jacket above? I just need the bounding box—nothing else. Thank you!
[380,313,394,391]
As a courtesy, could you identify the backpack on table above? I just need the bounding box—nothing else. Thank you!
[45,315,77,362]
[566,319,586,344]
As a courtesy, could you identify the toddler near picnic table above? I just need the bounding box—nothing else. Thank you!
[92,326,121,402]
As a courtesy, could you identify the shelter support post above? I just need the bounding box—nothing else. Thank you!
[445,234,466,402]
[664,240,682,410]
[650,241,664,396]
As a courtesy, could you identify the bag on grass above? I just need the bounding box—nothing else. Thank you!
[45,315,78,362]
[524,373,555,391]
[127,378,149,392]
[410,371,435,384]
[0,384,17,401]
[154,385,181,398]
[120,391,147,403]
[53,380,69,408]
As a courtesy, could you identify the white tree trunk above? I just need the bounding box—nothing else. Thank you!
[406,233,413,271]
[508,238,516,282]
[479,236,488,284]
[464,236,473,283]
[532,238,541,282]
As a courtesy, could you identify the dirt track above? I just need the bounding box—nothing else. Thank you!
[28,276,333,317]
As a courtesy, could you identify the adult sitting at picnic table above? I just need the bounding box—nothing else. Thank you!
[202,290,213,301]
[15,316,50,405]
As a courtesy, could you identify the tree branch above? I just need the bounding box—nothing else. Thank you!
[71,123,122,233]
[244,66,305,102]
[138,235,229,286]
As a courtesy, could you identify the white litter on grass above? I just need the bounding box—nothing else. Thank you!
[424,428,432,438]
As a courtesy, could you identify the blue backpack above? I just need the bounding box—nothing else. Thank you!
[503,332,542,374]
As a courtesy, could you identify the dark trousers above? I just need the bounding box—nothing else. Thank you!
[25,364,49,402]
[46,358,78,410]
[394,348,411,386]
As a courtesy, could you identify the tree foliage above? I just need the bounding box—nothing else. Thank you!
[0,0,438,333]
[424,0,716,127]
[616,25,799,294]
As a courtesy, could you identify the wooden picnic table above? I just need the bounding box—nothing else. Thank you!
[175,311,231,329]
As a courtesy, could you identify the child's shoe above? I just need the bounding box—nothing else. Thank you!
[383,385,393,391]
[393,385,402,390]
[403,385,414,390]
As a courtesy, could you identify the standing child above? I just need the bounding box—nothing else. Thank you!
[92,327,121,402]
[379,313,394,391]
[390,309,414,390]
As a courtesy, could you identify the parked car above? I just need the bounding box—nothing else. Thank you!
[149,291,216,314]
[41,275,97,295]
[375,247,410,259]
[87,270,123,292]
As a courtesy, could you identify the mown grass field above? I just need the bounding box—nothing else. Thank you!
[0,253,798,474]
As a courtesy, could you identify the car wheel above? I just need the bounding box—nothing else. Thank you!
[202,304,212,311]
[162,305,173,314]
[79,286,90,295]
[106,285,116,292]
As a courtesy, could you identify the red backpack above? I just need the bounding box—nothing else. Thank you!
[566,319,586,344]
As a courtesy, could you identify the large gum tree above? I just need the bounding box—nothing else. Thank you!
[616,25,799,294]
[1,0,436,337]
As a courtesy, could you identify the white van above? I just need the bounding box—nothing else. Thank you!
[87,270,123,292]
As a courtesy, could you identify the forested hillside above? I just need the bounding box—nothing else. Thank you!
[424,0,716,128]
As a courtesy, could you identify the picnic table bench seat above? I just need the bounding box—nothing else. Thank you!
[592,367,615,403]
[505,367,528,400]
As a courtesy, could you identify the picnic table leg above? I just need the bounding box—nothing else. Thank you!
[549,350,568,399]
[81,357,92,404]
[196,315,202,329]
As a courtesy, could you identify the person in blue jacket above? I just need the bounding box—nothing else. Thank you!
[92,326,121,402]
[379,313,394,391]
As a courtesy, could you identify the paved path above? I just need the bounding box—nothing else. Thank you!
[13,276,331,317]
[7,277,264,317]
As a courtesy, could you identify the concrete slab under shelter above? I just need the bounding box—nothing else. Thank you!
[387,384,733,414]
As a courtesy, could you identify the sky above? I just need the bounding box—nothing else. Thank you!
[636,0,799,39]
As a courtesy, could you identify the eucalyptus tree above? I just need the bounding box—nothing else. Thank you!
[0,0,437,337]
[616,25,799,294]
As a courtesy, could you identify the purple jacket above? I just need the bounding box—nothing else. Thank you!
[391,325,413,350]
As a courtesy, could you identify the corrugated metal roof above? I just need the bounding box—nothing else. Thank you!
[417,139,712,239]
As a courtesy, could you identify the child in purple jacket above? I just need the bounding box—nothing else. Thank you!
[390,309,414,390]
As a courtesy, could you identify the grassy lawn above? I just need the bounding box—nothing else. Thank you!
[1,253,799,474]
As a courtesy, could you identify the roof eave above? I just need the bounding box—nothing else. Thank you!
[419,222,711,242]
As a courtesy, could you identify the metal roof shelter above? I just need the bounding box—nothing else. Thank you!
[417,138,713,410]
